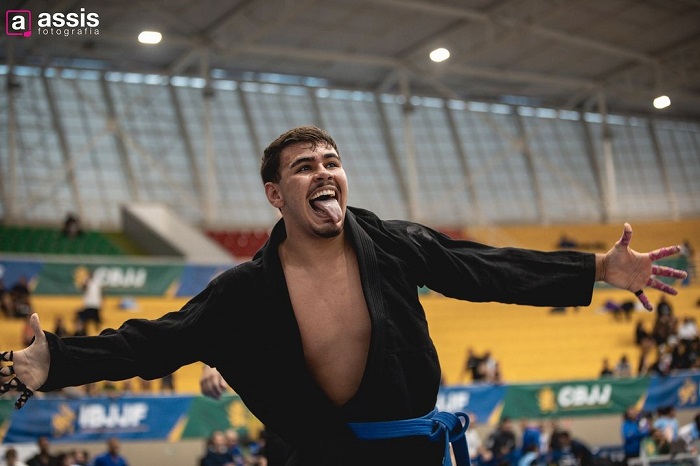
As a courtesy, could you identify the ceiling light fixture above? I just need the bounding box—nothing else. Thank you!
[138,31,162,45]
[429,48,450,63]
[653,95,671,109]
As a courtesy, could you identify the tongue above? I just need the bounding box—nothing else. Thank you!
[314,198,342,223]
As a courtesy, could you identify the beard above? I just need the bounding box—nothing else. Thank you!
[313,223,342,238]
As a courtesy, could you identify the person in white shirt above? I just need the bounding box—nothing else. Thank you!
[76,270,103,334]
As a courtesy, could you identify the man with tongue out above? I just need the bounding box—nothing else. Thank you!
[1,126,688,466]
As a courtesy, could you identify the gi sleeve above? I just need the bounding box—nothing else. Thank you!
[40,278,224,392]
[397,221,596,307]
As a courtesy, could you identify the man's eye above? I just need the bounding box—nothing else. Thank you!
[297,166,310,172]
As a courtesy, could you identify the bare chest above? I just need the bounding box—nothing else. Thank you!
[282,252,372,404]
[285,261,370,348]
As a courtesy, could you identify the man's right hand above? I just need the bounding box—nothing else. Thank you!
[0,313,50,408]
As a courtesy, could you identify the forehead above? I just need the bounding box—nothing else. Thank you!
[280,142,338,164]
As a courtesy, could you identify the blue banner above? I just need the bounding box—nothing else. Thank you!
[436,384,506,424]
[0,259,44,289]
[175,265,231,297]
[643,371,700,412]
[4,395,193,443]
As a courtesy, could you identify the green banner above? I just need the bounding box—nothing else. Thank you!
[180,395,261,438]
[501,377,651,419]
[0,399,13,441]
[34,262,184,296]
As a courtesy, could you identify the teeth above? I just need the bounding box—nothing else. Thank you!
[310,189,336,200]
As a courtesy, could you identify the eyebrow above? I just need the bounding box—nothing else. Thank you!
[289,152,341,170]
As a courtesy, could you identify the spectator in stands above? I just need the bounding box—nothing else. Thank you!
[61,212,83,238]
[486,417,517,465]
[69,450,89,466]
[490,361,503,384]
[599,358,614,377]
[600,299,621,318]
[656,295,673,318]
[465,413,491,465]
[200,431,235,466]
[461,348,481,382]
[53,453,73,466]
[92,438,129,466]
[678,317,698,342]
[0,278,13,318]
[648,344,674,376]
[52,317,69,339]
[10,276,32,318]
[653,405,679,442]
[481,351,500,383]
[635,320,650,346]
[621,406,651,464]
[688,339,700,370]
[548,430,594,466]
[520,419,542,454]
[652,313,676,346]
[4,447,28,466]
[557,234,578,250]
[518,444,539,466]
[72,319,87,337]
[26,436,58,466]
[671,339,695,371]
[637,336,656,376]
[614,354,632,377]
[243,430,267,466]
[540,420,560,457]
[1,126,689,466]
[641,428,671,457]
[678,412,700,447]
[224,429,246,466]
[462,347,485,383]
[76,270,102,334]
[619,300,635,321]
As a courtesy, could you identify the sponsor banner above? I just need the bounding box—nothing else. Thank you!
[175,265,230,297]
[0,399,13,437]
[180,394,262,439]
[501,378,650,419]
[33,262,183,296]
[437,384,506,424]
[3,396,192,443]
[1,395,260,444]
[0,260,44,289]
[643,371,700,412]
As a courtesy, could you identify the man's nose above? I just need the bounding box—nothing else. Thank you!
[314,165,333,179]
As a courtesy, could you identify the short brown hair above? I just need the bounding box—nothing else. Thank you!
[260,126,339,184]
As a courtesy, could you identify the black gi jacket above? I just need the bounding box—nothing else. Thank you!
[40,207,595,466]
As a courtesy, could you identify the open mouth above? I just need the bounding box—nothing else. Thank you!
[309,189,336,210]
[309,189,342,222]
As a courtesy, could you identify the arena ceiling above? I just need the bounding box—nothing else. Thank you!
[3,0,700,119]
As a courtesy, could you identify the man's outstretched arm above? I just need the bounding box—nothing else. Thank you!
[595,223,687,311]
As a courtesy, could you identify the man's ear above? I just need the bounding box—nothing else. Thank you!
[265,182,284,209]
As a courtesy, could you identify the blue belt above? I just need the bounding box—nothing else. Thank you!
[348,408,471,466]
